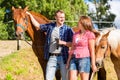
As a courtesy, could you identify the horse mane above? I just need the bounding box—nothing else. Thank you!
[29,11,51,23]
[108,29,120,50]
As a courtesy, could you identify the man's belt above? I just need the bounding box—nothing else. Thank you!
[49,53,62,56]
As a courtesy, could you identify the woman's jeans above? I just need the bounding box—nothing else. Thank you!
[46,55,67,80]
[69,57,90,73]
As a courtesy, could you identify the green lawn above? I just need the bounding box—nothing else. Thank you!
[0,48,43,80]
[0,47,118,80]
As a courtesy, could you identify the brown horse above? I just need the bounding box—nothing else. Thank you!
[95,29,120,80]
[12,6,61,80]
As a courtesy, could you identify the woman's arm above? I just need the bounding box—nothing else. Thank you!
[66,41,75,68]
[66,53,72,69]
[89,39,97,72]
[26,12,40,30]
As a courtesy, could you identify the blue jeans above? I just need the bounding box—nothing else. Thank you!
[46,55,67,80]
[69,57,90,73]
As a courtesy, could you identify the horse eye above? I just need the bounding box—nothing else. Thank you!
[101,46,105,49]
[23,18,26,20]
[14,20,16,23]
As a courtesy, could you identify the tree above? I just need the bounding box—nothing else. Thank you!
[29,0,88,26]
[87,0,115,28]
[0,0,88,39]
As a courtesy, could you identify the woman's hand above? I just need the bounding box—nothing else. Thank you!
[66,62,69,69]
[91,65,98,72]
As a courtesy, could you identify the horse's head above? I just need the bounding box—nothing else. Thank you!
[95,31,111,68]
[12,6,28,39]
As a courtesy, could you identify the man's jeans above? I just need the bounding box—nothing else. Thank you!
[46,55,67,80]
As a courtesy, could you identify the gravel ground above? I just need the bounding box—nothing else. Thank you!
[0,40,32,58]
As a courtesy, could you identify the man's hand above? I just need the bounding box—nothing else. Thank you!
[55,38,65,45]
[58,39,65,45]
[55,38,72,47]
[55,38,59,49]
[26,12,31,15]
[26,11,40,30]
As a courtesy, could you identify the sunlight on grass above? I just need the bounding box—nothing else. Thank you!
[0,47,118,80]
[0,48,43,80]
[5,73,14,80]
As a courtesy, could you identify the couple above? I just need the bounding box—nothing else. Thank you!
[26,10,97,80]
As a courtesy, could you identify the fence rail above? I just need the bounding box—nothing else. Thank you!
[50,20,113,23]
[7,20,113,24]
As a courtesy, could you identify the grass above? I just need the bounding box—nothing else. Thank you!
[0,47,118,80]
[0,48,43,80]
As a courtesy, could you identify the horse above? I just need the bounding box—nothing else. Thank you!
[95,29,120,80]
[12,6,61,80]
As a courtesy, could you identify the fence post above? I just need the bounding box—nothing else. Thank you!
[17,39,21,50]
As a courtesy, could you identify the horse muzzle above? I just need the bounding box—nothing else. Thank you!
[96,58,104,69]
[16,31,24,40]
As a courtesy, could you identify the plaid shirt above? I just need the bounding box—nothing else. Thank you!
[40,22,73,64]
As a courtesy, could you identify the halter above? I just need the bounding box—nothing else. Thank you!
[16,15,28,32]
[97,38,109,69]
[104,40,109,58]
[15,15,32,45]
[100,38,109,58]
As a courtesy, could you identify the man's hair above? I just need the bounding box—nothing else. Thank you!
[55,10,65,16]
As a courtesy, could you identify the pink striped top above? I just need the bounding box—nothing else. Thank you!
[69,30,95,58]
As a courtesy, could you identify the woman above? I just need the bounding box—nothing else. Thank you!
[66,16,97,80]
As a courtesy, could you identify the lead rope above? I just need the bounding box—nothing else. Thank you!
[90,72,95,80]
[24,38,32,46]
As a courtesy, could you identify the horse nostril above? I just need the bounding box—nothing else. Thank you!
[16,31,22,37]
[16,32,19,36]
[21,32,24,34]
[96,63,100,68]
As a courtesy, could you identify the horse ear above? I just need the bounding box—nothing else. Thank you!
[24,6,29,12]
[104,31,110,37]
[12,6,15,11]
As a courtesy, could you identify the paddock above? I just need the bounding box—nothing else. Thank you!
[0,27,118,80]
[0,40,31,57]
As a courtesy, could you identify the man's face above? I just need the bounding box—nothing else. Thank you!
[55,12,65,25]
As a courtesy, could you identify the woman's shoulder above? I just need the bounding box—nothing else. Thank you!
[86,30,95,39]
[86,30,94,35]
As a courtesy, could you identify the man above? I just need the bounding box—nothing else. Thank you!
[27,10,73,80]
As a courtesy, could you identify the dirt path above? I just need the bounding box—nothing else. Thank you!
[0,40,32,58]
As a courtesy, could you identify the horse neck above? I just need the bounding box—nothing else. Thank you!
[30,11,50,24]
[26,13,49,46]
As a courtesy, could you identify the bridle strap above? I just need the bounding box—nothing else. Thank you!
[15,15,44,48]
[16,24,26,31]
[16,16,28,32]
[104,40,109,58]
